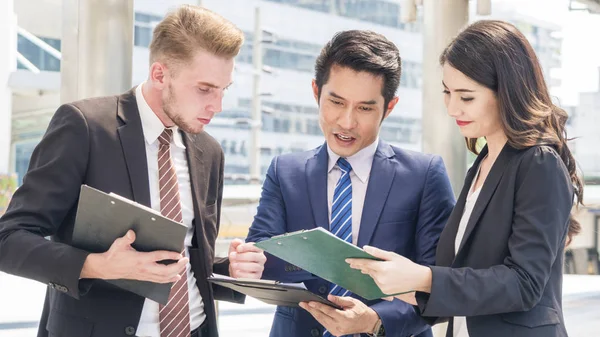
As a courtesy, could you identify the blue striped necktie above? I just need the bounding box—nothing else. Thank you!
[324,157,353,337]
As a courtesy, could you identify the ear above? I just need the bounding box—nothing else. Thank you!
[311,79,320,105]
[383,96,399,120]
[149,62,168,90]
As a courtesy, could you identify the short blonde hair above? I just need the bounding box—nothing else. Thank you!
[149,5,244,67]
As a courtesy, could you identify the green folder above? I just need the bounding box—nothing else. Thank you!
[255,227,405,301]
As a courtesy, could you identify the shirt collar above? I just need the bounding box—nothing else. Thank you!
[327,138,379,184]
[136,82,185,149]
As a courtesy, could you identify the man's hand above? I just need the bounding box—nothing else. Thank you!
[228,239,266,279]
[299,295,380,336]
[80,230,188,283]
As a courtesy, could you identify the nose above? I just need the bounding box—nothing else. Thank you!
[445,95,462,118]
[337,107,357,130]
[208,90,224,114]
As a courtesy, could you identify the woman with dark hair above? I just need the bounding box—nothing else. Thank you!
[347,20,582,337]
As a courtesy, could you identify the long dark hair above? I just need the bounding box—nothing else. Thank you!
[440,20,583,244]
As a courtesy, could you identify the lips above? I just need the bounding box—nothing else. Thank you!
[332,133,357,149]
[334,132,356,141]
[198,118,211,125]
[456,120,472,126]
[336,134,353,141]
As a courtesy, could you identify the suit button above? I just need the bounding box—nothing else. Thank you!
[318,285,328,294]
[310,328,320,337]
[125,326,136,336]
[284,265,290,272]
[48,283,56,289]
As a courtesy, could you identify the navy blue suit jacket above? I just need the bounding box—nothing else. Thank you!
[246,140,455,337]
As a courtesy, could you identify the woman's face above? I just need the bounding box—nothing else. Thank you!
[442,63,504,140]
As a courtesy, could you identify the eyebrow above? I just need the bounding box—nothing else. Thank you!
[198,81,234,90]
[329,91,377,105]
[442,81,475,93]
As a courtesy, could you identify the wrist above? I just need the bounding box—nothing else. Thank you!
[365,309,381,334]
[417,265,432,293]
[80,253,105,279]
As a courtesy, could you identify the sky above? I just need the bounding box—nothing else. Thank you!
[495,0,600,105]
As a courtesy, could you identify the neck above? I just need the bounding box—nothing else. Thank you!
[485,131,508,162]
[141,81,175,127]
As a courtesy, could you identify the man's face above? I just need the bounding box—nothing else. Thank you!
[313,65,398,158]
[161,49,234,134]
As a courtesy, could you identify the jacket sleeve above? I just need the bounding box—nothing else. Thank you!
[0,103,91,299]
[245,156,316,283]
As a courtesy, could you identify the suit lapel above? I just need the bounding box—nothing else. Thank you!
[182,132,205,221]
[436,148,485,267]
[453,144,521,261]
[306,144,330,230]
[182,132,208,254]
[357,141,396,248]
[116,88,151,207]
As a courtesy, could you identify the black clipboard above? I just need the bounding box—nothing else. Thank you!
[72,185,188,304]
[207,274,342,309]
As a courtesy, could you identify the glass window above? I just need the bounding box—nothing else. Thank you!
[241,31,322,73]
[282,119,291,133]
[266,0,330,12]
[306,119,321,135]
[134,26,153,48]
[240,141,248,157]
[273,118,281,132]
[220,140,228,153]
[264,0,422,32]
[296,120,303,133]
[134,12,163,47]
[17,35,61,72]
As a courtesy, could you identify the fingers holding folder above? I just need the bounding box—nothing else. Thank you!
[347,245,430,304]
[81,229,189,284]
[299,294,381,336]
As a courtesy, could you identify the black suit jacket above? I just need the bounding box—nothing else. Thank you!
[0,89,243,337]
[416,144,574,337]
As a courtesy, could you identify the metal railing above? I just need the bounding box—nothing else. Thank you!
[15,26,61,73]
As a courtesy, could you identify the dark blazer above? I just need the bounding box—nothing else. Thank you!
[416,144,574,337]
[0,89,242,337]
[246,141,456,337]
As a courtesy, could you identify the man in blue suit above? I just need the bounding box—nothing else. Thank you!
[245,30,455,337]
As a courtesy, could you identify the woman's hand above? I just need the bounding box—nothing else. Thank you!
[347,245,433,296]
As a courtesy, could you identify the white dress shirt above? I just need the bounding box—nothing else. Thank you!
[326,139,378,246]
[135,83,205,337]
[453,163,484,337]
[326,139,378,337]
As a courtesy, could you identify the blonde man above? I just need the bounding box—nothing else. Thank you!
[0,5,265,337]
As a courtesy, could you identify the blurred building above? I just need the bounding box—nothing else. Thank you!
[567,68,600,181]
[6,0,425,186]
[471,2,564,89]
[5,0,566,186]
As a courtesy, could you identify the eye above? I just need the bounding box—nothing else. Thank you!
[330,99,343,105]
[359,106,373,111]
[442,90,450,94]
[198,87,210,93]
[461,97,474,102]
